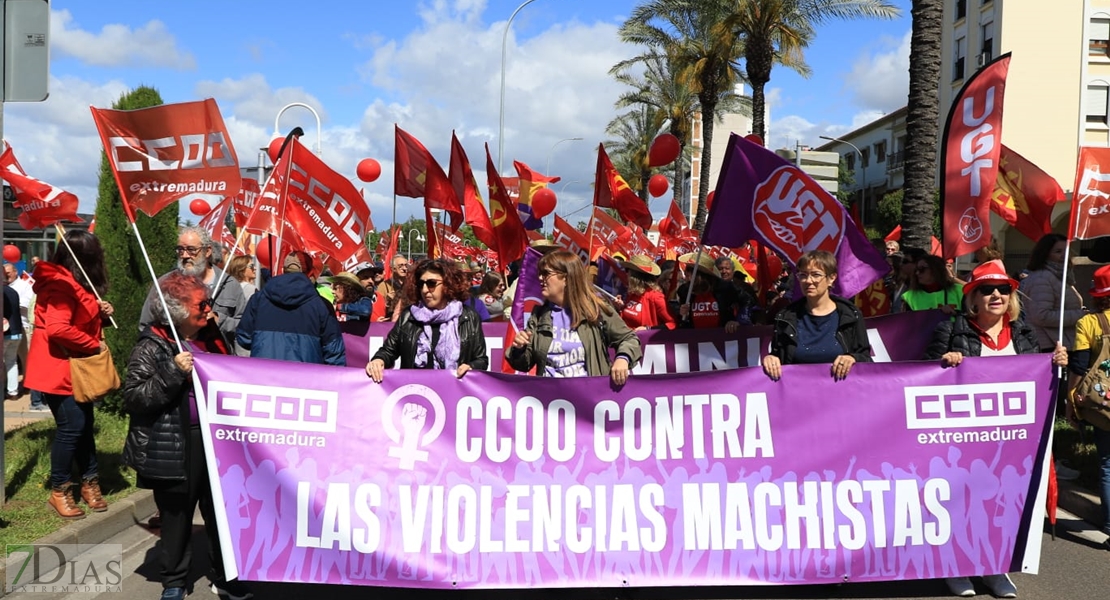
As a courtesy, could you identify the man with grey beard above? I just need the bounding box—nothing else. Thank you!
[140,227,246,347]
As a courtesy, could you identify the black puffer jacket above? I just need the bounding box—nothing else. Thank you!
[122,328,192,483]
[372,303,489,370]
[770,295,872,364]
[924,313,1039,359]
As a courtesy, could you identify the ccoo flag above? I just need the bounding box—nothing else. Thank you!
[702,133,888,300]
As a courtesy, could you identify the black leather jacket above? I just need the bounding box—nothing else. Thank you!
[122,328,192,483]
[924,313,1039,359]
[770,295,873,364]
[372,303,489,370]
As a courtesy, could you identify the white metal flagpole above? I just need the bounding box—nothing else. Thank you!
[127,220,183,351]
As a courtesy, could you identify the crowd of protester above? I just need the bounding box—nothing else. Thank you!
[7,225,1110,600]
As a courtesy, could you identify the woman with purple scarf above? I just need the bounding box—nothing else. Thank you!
[366,258,488,381]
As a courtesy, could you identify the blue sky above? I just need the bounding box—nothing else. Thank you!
[5,0,913,227]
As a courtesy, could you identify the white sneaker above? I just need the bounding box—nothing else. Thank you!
[1055,461,1080,481]
[983,573,1018,598]
[946,576,975,597]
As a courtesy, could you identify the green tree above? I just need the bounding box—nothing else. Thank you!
[902,0,944,251]
[606,105,661,201]
[836,158,855,207]
[619,0,746,231]
[725,0,899,142]
[877,188,941,241]
[95,86,177,414]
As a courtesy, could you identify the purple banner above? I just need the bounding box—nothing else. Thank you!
[194,353,1054,589]
[342,309,947,372]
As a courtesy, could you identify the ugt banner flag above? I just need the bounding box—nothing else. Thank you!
[90,98,241,219]
[702,134,888,299]
[940,53,1011,258]
[192,353,1054,589]
[1069,146,1110,240]
[0,145,83,229]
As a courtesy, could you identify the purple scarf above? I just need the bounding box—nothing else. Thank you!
[409,300,464,370]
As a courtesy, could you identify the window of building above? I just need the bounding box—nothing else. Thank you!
[956,0,967,21]
[875,141,887,163]
[980,20,994,63]
[1088,84,1109,125]
[861,147,871,168]
[953,37,966,81]
[844,153,855,171]
[1091,18,1110,56]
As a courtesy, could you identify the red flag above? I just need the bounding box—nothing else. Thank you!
[381,226,403,280]
[232,178,260,228]
[449,133,497,252]
[1069,147,1110,240]
[89,98,240,220]
[552,214,590,262]
[754,241,783,306]
[431,219,466,260]
[990,146,1064,242]
[594,144,653,230]
[513,161,560,230]
[0,146,83,229]
[1047,458,1059,528]
[854,279,892,317]
[485,143,527,266]
[198,196,236,249]
[588,207,634,260]
[941,53,1011,258]
[885,225,946,257]
[249,137,372,271]
[394,125,462,229]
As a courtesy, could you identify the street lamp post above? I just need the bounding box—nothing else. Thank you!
[406,230,426,260]
[546,137,583,174]
[274,102,322,155]
[498,0,538,173]
[819,135,866,224]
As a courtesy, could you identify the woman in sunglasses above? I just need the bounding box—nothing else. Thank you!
[121,271,248,600]
[366,258,487,382]
[902,254,962,314]
[506,250,642,386]
[922,259,1065,599]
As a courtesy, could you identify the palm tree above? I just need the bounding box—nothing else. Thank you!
[725,0,900,143]
[606,105,662,201]
[902,0,943,251]
[619,0,746,232]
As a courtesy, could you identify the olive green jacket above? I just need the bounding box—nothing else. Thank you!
[506,303,643,377]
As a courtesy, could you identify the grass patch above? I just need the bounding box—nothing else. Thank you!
[1054,417,1103,492]
[1,410,138,552]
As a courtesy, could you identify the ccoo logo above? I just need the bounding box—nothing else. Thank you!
[752,166,844,262]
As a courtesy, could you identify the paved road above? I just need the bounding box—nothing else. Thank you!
[14,509,1110,600]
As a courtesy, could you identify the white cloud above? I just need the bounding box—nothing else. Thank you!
[843,30,910,113]
[50,9,196,70]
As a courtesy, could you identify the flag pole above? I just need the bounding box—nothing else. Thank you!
[211,217,248,300]
[1057,209,1084,345]
[128,218,183,352]
[55,223,118,329]
[683,247,704,309]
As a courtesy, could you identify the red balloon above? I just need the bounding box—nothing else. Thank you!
[3,244,21,263]
[531,187,557,219]
[648,174,669,197]
[658,217,672,236]
[744,134,764,147]
[705,191,716,212]
[648,133,681,167]
[189,199,211,216]
[267,137,285,163]
[356,158,382,183]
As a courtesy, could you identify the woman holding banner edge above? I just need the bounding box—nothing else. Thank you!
[923,259,1066,599]
[761,250,871,381]
[507,250,642,385]
[365,258,487,382]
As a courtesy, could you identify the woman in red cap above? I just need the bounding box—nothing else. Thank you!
[1067,264,1110,550]
[923,259,1066,598]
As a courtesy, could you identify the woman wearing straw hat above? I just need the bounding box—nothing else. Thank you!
[25,230,115,519]
[676,253,744,332]
[330,271,372,322]
[616,255,676,330]
[1068,263,1110,553]
[761,250,871,381]
[507,250,641,385]
[924,259,1066,599]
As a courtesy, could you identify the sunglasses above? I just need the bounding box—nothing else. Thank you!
[976,283,1012,296]
[418,279,443,290]
[198,298,213,312]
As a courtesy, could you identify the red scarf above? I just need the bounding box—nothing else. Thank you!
[968,315,1012,352]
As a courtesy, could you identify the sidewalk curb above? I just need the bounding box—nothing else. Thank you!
[0,490,155,598]
[1058,478,1104,530]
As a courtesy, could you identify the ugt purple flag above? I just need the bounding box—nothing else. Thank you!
[703,134,889,299]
